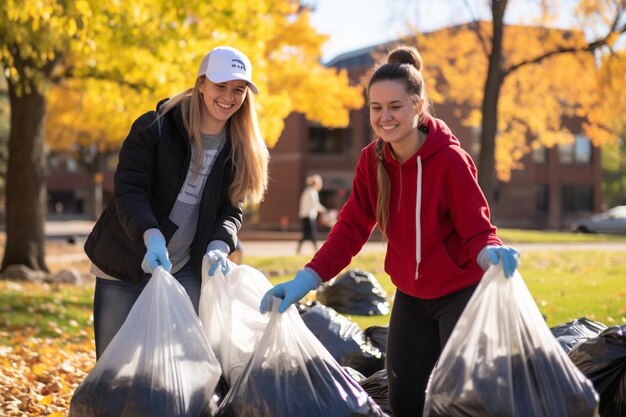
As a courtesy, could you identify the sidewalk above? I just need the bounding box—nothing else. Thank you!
[44,220,626,258]
[43,219,387,257]
[44,220,309,241]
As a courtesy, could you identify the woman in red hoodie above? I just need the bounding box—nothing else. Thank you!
[260,45,519,416]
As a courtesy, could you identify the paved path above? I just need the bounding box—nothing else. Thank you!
[43,220,626,259]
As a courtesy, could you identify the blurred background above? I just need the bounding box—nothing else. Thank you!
[1,0,625,272]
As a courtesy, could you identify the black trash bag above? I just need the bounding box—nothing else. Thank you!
[215,299,386,417]
[364,325,388,354]
[344,366,367,383]
[423,266,599,417]
[550,317,607,353]
[299,302,385,377]
[69,369,213,417]
[316,269,390,316]
[359,369,391,416]
[69,267,221,417]
[569,325,626,417]
[211,376,230,411]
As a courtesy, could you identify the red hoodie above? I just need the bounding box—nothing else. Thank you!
[306,114,502,299]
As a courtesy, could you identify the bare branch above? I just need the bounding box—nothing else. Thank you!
[462,0,491,56]
[504,15,626,76]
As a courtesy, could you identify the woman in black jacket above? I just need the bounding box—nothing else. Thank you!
[84,46,269,358]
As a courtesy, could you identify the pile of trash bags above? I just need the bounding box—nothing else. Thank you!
[70,263,388,417]
[69,261,626,417]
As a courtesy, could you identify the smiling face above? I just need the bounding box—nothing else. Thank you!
[369,79,423,160]
[198,78,248,133]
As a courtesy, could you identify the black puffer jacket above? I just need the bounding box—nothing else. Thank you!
[84,100,242,284]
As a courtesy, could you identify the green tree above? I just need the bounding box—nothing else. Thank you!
[601,135,626,206]
[1,0,363,272]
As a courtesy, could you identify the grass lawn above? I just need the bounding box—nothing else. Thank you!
[498,228,626,243]
[248,250,626,330]
[1,245,624,345]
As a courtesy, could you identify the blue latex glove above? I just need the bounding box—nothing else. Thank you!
[486,246,520,278]
[141,233,172,273]
[206,249,230,276]
[260,268,321,313]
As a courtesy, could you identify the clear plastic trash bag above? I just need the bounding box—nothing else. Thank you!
[215,299,386,417]
[69,266,222,417]
[423,265,599,417]
[199,257,272,385]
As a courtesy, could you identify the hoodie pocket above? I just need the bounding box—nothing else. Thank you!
[420,241,466,279]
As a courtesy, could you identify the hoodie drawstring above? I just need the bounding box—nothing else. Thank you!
[415,155,422,280]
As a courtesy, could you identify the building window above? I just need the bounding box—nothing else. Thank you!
[561,185,593,212]
[535,184,549,213]
[308,127,351,154]
[532,146,547,164]
[558,134,592,165]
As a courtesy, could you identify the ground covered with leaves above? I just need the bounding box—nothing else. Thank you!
[0,239,96,416]
[0,326,95,416]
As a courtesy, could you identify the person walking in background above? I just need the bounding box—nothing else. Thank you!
[261,45,519,416]
[84,45,269,359]
[296,174,326,254]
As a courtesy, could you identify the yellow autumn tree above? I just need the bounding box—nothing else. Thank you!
[584,50,626,145]
[47,1,362,151]
[2,0,363,272]
[586,50,626,204]
[418,23,597,181]
[404,0,626,203]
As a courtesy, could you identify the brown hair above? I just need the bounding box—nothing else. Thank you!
[368,45,430,235]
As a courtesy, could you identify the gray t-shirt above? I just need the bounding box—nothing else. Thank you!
[167,130,225,273]
[91,131,225,280]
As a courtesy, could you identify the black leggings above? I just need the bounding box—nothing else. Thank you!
[386,284,477,417]
[300,217,317,242]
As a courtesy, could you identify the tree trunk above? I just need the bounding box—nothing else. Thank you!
[478,0,507,206]
[1,82,48,272]
[87,152,105,220]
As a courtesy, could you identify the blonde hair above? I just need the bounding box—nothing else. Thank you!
[368,45,430,236]
[158,77,269,205]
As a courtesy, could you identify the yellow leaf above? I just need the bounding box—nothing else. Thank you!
[38,394,53,405]
[32,363,47,376]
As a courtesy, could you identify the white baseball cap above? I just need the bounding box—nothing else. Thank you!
[198,46,259,94]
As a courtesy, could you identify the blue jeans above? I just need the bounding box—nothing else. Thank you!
[93,264,201,359]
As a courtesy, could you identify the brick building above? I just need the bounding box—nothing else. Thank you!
[46,39,602,233]
[252,43,601,233]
